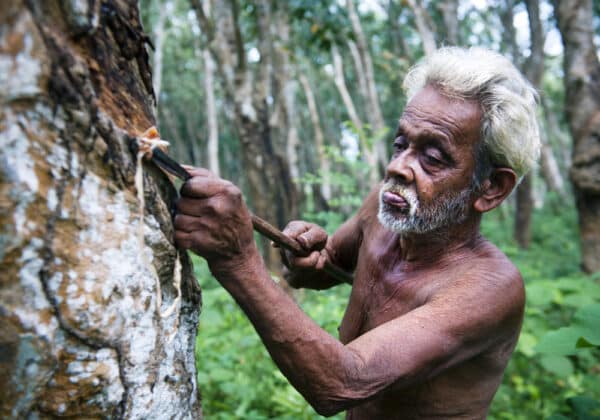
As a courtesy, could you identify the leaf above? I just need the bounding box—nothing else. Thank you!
[567,396,600,419]
[535,327,583,356]
[539,355,574,377]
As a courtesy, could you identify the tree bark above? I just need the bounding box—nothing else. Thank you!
[0,1,202,418]
[514,0,545,248]
[554,0,600,273]
[299,73,331,201]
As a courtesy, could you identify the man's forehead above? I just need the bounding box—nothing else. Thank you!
[398,85,482,143]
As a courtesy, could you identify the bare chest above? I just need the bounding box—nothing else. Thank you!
[338,232,446,343]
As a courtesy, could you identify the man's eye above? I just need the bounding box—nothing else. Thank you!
[392,136,407,151]
[423,150,445,166]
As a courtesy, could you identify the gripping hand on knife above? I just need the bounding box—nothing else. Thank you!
[174,167,258,274]
[280,221,338,289]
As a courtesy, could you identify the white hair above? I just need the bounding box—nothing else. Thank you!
[403,47,541,179]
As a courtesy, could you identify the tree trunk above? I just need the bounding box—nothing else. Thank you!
[202,47,219,175]
[346,0,388,172]
[514,0,545,248]
[0,1,202,418]
[514,175,534,248]
[299,73,331,201]
[331,44,379,186]
[152,0,168,101]
[406,0,437,56]
[554,0,600,273]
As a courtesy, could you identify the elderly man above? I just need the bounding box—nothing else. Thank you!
[174,47,540,419]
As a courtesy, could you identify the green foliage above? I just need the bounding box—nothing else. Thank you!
[486,195,600,420]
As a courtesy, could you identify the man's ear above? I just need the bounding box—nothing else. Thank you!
[474,167,518,213]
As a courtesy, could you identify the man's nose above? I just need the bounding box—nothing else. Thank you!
[386,152,415,184]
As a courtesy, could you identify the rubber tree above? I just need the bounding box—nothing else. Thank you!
[553,0,600,273]
[0,1,202,417]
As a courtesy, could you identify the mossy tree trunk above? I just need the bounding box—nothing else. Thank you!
[0,1,202,417]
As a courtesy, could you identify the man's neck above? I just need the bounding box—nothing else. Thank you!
[396,215,483,268]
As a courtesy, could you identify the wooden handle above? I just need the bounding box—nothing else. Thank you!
[251,215,354,284]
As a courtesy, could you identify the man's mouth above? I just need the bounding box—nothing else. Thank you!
[382,191,410,212]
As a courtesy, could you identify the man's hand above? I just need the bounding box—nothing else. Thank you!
[280,221,331,287]
[174,167,256,270]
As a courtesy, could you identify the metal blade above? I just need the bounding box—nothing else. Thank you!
[151,148,192,181]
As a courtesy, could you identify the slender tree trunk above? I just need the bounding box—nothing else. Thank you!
[406,0,437,56]
[331,44,379,186]
[554,0,600,273]
[347,40,369,107]
[299,73,331,201]
[514,0,545,248]
[152,0,168,101]
[0,1,202,418]
[203,47,219,175]
[346,0,388,172]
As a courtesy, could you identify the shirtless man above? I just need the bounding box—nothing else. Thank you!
[174,47,541,419]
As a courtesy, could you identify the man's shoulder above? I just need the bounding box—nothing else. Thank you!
[434,238,524,311]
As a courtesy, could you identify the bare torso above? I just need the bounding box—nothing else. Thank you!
[336,215,523,419]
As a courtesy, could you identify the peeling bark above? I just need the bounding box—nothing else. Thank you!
[0,1,202,418]
[554,0,600,273]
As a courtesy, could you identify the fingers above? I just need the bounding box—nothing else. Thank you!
[175,197,208,217]
[297,228,327,251]
[282,221,327,252]
[181,165,214,178]
[282,221,311,238]
[174,213,204,233]
[181,175,231,199]
[174,230,192,249]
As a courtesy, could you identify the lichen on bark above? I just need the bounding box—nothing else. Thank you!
[0,1,202,418]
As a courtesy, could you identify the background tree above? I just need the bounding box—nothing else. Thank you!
[0,1,201,417]
[190,0,299,268]
[553,0,600,273]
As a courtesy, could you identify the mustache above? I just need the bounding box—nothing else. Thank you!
[381,180,418,207]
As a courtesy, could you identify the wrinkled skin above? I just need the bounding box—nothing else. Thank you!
[175,86,523,419]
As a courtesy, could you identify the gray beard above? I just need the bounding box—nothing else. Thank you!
[377,180,474,235]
